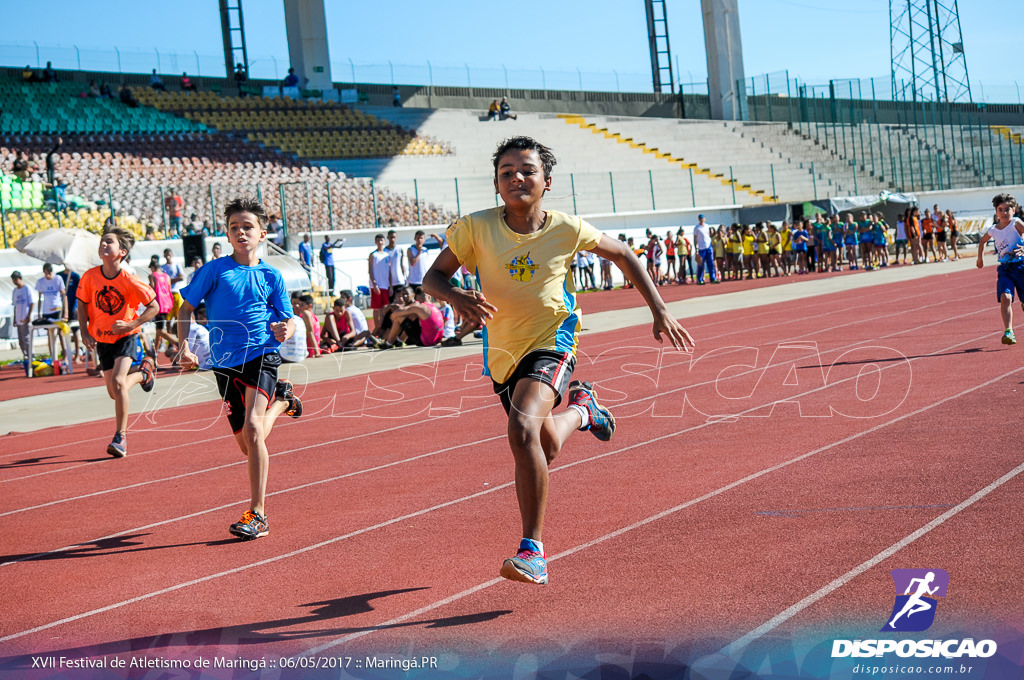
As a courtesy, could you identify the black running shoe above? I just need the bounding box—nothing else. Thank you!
[140,358,155,393]
[275,379,303,418]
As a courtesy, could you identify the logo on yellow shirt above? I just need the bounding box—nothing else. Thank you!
[506,252,537,282]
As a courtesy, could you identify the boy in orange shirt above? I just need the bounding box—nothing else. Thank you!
[77,226,158,457]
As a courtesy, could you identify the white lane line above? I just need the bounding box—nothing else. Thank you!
[0,290,975,504]
[0,433,505,567]
[0,477,518,645]
[716,457,1024,659]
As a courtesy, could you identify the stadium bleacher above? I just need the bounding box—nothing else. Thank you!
[0,80,203,135]
[0,80,456,242]
[1,65,1023,249]
[133,88,451,160]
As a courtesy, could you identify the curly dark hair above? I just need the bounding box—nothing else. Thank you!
[492,136,557,179]
[992,193,1018,210]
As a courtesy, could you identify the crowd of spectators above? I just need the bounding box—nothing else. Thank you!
[614,205,968,286]
[286,206,978,359]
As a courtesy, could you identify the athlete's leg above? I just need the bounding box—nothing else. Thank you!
[323,314,342,344]
[506,378,582,542]
[106,354,144,435]
[262,395,290,439]
[234,386,272,516]
[1001,292,1013,330]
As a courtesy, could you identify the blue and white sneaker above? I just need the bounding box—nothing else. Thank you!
[106,432,127,458]
[500,538,548,585]
[567,380,616,441]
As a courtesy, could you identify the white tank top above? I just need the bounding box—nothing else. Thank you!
[987,219,1024,263]
[407,245,428,285]
[278,315,307,363]
[387,247,406,285]
[896,219,907,241]
[370,250,391,287]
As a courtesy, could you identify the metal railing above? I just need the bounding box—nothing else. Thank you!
[5,42,1023,103]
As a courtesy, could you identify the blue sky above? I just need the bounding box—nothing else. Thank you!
[2,0,1021,101]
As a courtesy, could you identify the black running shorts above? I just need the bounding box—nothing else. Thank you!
[96,334,140,371]
[213,352,281,433]
[493,349,576,415]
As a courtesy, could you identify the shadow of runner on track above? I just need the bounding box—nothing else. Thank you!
[0,533,239,566]
[800,346,988,369]
[0,455,110,470]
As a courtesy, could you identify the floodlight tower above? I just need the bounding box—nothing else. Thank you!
[889,0,972,102]
[219,0,249,81]
[701,0,746,120]
[645,0,675,93]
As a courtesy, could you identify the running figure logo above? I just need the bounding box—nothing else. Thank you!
[881,568,949,632]
[506,252,537,282]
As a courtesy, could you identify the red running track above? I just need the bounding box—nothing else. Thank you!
[1,265,1022,679]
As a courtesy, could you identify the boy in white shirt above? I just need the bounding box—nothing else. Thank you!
[11,271,34,370]
[185,303,213,370]
[977,193,1024,345]
[35,262,66,322]
[35,262,67,362]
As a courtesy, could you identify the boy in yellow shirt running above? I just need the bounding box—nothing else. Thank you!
[423,137,694,585]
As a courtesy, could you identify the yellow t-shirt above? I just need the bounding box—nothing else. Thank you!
[446,207,603,383]
[728,234,742,254]
[781,228,792,251]
[742,234,755,256]
[712,236,725,258]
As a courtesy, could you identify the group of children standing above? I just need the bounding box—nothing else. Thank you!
[698,208,960,281]
[618,209,947,286]
[897,205,961,265]
[711,212,893,280]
